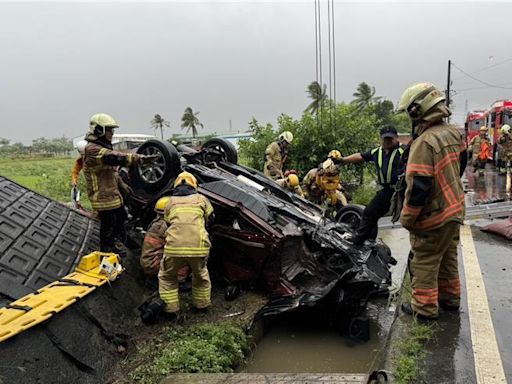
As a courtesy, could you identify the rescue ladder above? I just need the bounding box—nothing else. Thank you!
[0,252,123,343]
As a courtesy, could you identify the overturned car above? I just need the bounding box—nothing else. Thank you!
[122,138,396,336]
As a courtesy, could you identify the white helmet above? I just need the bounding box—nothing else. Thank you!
[88,113,119,136]
[75,140,87,155]
[278,131,293,144]
[501,124,511,135]
[396,82,446,121]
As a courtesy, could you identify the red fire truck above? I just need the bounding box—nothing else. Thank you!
[486,100,512,147]
[464,110,487,143]
[465,100,512,162]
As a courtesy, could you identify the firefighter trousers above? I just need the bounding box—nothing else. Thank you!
[409,221,461,317]
[98,207,127,252]
[158,256,211,313]
[352,187,394,245]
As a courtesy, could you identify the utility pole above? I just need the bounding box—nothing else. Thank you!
[446,59,451,123]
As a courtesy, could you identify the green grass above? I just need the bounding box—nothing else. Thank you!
[392,275,434,384]
[128,322,249,384]
[0,156,91,209]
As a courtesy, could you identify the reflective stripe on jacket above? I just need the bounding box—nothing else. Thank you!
[164,194,214,257]
[83,142,137,211]
[401,123,465,232]
[140,217,167,276]
[369,145,406,186]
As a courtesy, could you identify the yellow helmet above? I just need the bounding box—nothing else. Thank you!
[328,150,342,160]
[154,196,171,214]
[286,173,300,188]
[501,124,511,135]
[396,82,446,121]
[480,126,488,132]
[174,171,198,189]
[278,131,294,144]
[89,113,119,136]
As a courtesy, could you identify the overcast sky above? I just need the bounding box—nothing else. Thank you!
[1,1,511,144]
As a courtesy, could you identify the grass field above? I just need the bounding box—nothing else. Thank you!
[0,156,91,209]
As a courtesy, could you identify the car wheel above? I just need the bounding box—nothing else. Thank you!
[335,204,364,231]
[202,138,238,164]
[132,139,181,194]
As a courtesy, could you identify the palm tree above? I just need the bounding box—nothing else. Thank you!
[181,107,204,138]
[305,81,328,115]
[351,82,382,112]
[150,114,170,140]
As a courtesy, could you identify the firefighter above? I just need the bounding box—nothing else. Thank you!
[339,126,407,245]
[396,82,465,321]
[140,196,190,284]
[303,157,347,208]
[83,113,155,253]
[71,140,87,188]
[159,172,214,318]
[276,170,304,196]
[498,124,512,173]
[263,131,293,180]
[468,126,491,175]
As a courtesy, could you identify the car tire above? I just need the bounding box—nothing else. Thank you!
[335,204,364,231]
[202,138,238,164]
[132,139,181,194]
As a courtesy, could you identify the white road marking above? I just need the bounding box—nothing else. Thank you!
[460,225,507,384]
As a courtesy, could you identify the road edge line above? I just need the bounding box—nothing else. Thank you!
[460,224,507,384]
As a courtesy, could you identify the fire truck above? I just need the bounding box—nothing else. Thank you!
[464,110,487,143]
[465,100,512,162]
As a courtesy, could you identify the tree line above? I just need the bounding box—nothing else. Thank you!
[238,81,410,185]
[0,136,74,156]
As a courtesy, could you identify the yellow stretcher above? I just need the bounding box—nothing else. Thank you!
[0,252,123,343]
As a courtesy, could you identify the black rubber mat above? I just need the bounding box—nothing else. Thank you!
[0,176,100,299]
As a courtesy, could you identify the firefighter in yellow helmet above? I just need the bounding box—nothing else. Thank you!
[303,157,347,208]
[498,124,512,173]
[468,126,491,175]
[140,197,190,284]
[158,172,214,318]
[396,82,465,321]
[337,126,407,245]
[83,113,157,253]
[263,131,293,180]
[275,170,304,197]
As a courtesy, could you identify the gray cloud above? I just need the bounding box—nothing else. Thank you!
[0,1,510,143]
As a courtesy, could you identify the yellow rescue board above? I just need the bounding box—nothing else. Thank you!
[0,252,122,343]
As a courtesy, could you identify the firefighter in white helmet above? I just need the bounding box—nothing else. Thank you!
[396,82,465,320]
[263,131,293,180]
[82,113,156,253]
[498,124,512,173]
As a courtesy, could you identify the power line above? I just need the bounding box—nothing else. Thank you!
[314,0,318,84]
[452,57,512,81]
[451,62,512,90]
[331,0,336,109]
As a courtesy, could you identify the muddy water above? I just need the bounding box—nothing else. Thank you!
[243,228,409,374]
[243,300,392,373]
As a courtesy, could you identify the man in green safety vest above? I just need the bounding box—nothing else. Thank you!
[339,125,407,244]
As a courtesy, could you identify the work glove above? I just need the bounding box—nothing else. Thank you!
[139,154,160,165]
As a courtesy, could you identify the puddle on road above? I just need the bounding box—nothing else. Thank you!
[243,302,390,373]
[465,167,510,205]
